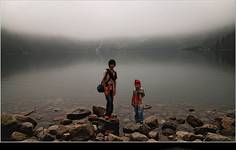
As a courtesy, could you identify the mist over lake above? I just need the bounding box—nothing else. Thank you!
[1,1,235,142]
[1,29,235,114]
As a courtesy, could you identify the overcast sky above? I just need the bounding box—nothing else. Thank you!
[1,0,235,40]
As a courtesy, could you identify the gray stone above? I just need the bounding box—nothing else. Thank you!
[186,115,203,128]
[130,132,149,141]
[92,106,106,117]
[205,133,231,141]
[11,132,28,141]
[144,115,159,129]
[67,108,91,120]
[148,131,159,140]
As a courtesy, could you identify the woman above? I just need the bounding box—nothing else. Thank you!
[101,59,117,120]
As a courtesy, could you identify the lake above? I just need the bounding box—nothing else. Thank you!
[1,51,235,124]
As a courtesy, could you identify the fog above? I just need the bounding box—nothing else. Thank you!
[1,0,235,40]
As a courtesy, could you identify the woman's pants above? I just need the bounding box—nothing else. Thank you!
[105,91,113,115]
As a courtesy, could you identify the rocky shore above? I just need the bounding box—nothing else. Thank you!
[1,106,235,142]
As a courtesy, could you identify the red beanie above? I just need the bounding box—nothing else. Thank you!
[134,80,141,86]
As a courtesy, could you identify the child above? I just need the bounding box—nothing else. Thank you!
[132,79,145,124]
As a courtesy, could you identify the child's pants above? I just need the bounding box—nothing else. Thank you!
[133,106,144,123]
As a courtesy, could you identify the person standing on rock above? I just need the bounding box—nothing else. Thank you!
[132,80,145,124]
[101,59,117,120]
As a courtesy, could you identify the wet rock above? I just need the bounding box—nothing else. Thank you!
[92,106,106,117]
[68,123,95,141]
[1,114,37,140]
[143,104,152,110]
[67,108,91,120]
[14,115,37,128]
[205,133,231,141]
[95,132,105,141]
[35,129,55,141]
[189,108,195,112]
[186,115,203,128]
[60,119,72,125]
[177,124,194,133]
[107,133,123,141]
[147,139,158,142]
[123,122,139,133]
[123,122,151,135]
[193,139,202,142]
[120,136,130,141]
[162,128,176,136]
[221,116,234,130]
[226,113,235,118]
[33,127,44,136]
[144,115,159,129]
[194,124,218,135]
[176,118,185,124]
[130,132,149,141]
[148,131,159,140]
[138,124,151,135]
[169,117,176,121]
[162,122,177,131]
[19,122,34,135]
[167,135,177,141]
[176,131,203,141]
[219,129,235,137]
[92,117,119,136]
[11,132,28,141]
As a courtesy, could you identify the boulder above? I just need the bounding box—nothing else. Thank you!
[189,108,195,112]
[35,129,55,141]
[92,106,106,117]
[226,113,235,118]
[67,108,91,120]
[219,129,235,137]
[120,136,130,141]
[1,114,20,140]
[177,124,194,133]
[19,122,34,135]
[169,117,176,121]
[68,123,95,141]
[176,131,203,141]
[194,124,218,135]
[147,139,158,142]
[176,118,185,124]
[130,132,149,141]
[186,115,203,128]
[1,114,37,140]
[162,122,177,131]
[95,132,105,141]
[123,122,139,133]
[107,133,123,141]
[92,117,119,136]
[221,116,234,130]
[167,135,177,141]
[11,132,28,141]
[144,115,159,129]
[137,123,151,135]
[162,128,176,136]
[33,127,44,136]
[205,133,231,141]
[143,104,152,110]
[14,115,37,127]
[123,122,151,135]
[60,119,72,125]
[148,131,159,140]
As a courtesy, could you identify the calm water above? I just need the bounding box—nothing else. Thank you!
[1,51,235,117]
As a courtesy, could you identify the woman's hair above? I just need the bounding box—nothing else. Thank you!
[108,59,116,66]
